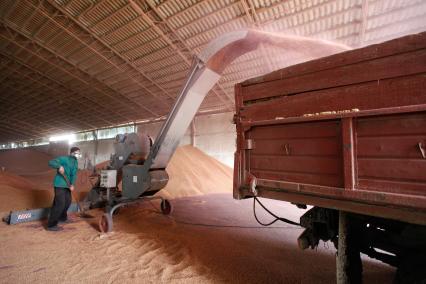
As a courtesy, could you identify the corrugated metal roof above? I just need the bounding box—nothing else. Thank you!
[0,0,425,142]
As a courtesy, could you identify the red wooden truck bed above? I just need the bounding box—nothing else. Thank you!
[234,32,426,226]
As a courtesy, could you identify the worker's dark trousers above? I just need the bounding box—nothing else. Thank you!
[47,187,71,227]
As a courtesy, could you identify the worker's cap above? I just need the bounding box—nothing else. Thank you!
[70,146,80,154]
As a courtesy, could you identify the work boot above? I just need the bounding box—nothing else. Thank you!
[46,225,63,232]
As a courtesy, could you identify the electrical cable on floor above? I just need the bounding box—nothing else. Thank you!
[146,200,300,230]
[170,219,299,229]
[253,196,301,227]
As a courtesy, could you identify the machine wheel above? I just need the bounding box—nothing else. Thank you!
[160,199,172,215]
[112,207,120,215]
[99,213,113,233]
[106,206,120,216]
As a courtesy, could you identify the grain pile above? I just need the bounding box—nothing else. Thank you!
[0,194,394,283]
[0,149,94,211]
[0,149,55,211]
[158,145,233,199]
[0,148,52,174]
[0,146,394,283]
[0,145,233,212]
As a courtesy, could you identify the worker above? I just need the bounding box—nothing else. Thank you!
[46,147,81,231]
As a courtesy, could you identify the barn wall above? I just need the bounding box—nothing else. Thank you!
[193,112,236,167]
[31,112,236,169]
[73,139,115,169]
[136,112,236,167]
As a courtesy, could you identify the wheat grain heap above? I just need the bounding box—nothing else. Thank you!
[0,146,393,283]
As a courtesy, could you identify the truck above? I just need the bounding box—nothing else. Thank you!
[233,31,426,282]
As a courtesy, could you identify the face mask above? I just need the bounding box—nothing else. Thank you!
[72,151,82,159]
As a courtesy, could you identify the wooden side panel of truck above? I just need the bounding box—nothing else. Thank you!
[233,32,426,226]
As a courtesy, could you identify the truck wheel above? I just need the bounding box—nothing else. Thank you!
[99,213,113,233]
[160,199,172,215]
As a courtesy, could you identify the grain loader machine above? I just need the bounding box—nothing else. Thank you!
[81,29,348,233]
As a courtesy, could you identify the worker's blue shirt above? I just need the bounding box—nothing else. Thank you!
[48,155,78,188]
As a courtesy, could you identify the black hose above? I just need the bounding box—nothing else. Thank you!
[253,196,301,227]
[147,200,298,229]
[171,219,298,229]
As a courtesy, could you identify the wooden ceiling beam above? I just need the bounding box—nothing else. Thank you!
[46,0,178,107]
[139,0,234,109]
[120,35,167,57]
[0,63,20,84]
[362,14,426,45]
[0,57,106,128]
[1,0,20,20]
[0,22,146,122]
[22,0,167,115]
[21,0,43,29]
[134,52,182,70]
[359,0,369,46]
[109,25,156,49]
[0,78,83,129]
[155,0,211,20]
[31,6,61,38]
[89,3,131,29]
[0,69,125,138]
[0,117,43,138]
[98,15,149,45]
[49,1,235,114]
[240,0,274,72]
[171,2,241,36]
[0,65,130,132]
[1,79,118,130]
[77,0,112,21]
[0,126,35,142]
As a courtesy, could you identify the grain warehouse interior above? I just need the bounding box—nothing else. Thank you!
[1,0,425,283]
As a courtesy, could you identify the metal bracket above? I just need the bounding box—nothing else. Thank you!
[249,175,258,196]
[244,139,255,150]
[418,142,426,159]
[283,143,291,155]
